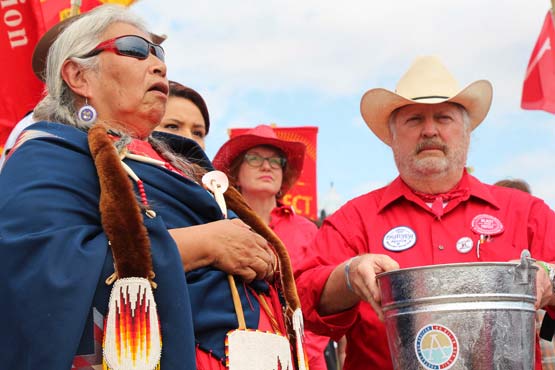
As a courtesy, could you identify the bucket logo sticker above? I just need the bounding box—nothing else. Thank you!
[471,214,504,235]
[382,226,416,252]
[415,324,459,370]
[456,236,473,254]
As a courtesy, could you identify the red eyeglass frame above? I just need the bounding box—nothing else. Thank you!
[82,35,165,62]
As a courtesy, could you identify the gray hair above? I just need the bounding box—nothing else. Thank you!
[33,5,149,129]
[388,102,471,139]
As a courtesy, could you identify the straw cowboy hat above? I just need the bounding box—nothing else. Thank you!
[360,55,493,146]
[32,13,167,82]
[212,125,306,195]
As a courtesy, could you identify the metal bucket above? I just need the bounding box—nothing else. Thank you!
[377,251,537,370]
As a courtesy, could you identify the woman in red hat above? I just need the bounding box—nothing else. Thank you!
[213,124,331,370]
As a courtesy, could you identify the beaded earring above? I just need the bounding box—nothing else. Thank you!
[77,99,97,125]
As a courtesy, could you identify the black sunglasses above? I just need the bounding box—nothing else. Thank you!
[81,35,165,62]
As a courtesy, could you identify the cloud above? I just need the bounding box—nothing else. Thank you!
[131,0,553,151]
[136,0,547,103]
[131,0,555,209]
[487,148,555,207]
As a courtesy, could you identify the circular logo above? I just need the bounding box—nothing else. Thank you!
[471,214,504,235]
[456,236,473,254]
[414,324,459,370]
[382,226,416,252]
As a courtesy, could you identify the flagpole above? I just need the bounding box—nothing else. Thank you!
[70,0,81,16]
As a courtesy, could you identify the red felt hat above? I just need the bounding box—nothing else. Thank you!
[212,125,306,195]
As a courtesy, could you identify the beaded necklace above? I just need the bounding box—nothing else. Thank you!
[117,144,187,218]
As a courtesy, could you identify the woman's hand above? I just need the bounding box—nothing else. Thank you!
[169,219,276,282]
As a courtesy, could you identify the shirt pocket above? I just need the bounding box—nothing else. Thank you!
[477,236,522,262]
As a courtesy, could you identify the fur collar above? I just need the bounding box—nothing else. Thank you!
[88,123,154,279]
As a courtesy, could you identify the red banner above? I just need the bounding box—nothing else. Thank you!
[521,10,555,113]
[0,0,45,152]
[40,0,136,30]
[0,0,136,154]
[229,126,319,220]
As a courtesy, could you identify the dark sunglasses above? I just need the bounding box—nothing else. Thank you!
[243,153,286,169]
[81,35,165,62]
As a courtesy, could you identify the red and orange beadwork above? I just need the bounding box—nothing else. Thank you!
[103,278,162,370]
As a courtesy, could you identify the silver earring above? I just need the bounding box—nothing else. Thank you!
[77,99,97,125]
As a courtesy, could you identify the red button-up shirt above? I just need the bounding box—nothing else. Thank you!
[295,171,555,370]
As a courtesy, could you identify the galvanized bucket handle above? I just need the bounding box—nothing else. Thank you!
[514,249,536,285]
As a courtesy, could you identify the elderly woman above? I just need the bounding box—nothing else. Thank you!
[0,5,304,370]
[213,125,331,370]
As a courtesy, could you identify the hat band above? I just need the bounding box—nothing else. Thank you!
[411,95,450,101]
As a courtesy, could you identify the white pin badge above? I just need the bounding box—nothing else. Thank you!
[456,237,474,254]
[383,226,416,252]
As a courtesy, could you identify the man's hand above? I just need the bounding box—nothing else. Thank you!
[535,261,554,309]
[345,254,400,320]
[318,253,399,319]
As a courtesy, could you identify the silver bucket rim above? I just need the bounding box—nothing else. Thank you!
[376,260,537,280]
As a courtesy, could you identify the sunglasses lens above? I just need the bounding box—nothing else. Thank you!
[115,36,150,59]
[152,45,165,62]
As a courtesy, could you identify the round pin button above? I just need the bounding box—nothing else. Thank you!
[456,236,474,254]
[471,214,504,235]
[382,226,417,252]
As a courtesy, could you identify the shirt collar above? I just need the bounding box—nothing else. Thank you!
[377,169,501,213]
[465,171,501,209]
[272,202,295,217]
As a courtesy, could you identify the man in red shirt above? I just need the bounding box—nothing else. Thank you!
[295,56,555,370]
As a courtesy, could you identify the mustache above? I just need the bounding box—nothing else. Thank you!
[415,140,447,154]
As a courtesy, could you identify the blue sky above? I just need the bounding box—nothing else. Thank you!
[132,0,555,212]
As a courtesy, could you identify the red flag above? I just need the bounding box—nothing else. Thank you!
[0,0,137,154]
[521,10,555,113]
[40,0,136,30]
[229,126,319,220]
[0,0,45,152]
